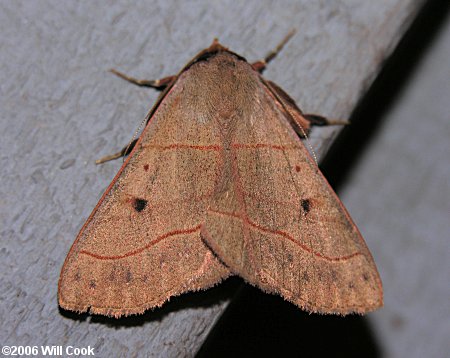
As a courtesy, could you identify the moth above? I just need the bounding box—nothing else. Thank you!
[58,32,383,317]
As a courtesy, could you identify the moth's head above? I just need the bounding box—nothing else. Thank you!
[207,38,228,53]
[184,38,246,72]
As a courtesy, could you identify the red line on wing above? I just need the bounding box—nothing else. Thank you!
[232,143,299,150]
[142,143,222,151]
[80,224,202,260]
[208,209,361,262]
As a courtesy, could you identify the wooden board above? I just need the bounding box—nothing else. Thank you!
[0,0,425,356]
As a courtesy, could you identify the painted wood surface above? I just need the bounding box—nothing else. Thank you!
[0,1,425,356]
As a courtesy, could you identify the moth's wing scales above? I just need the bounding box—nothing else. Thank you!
[58,71,230,317]
[202,70,383,315]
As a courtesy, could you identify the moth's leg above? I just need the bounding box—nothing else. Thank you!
[110,69,176,90]
[266,80,348,138]
[302,113,349,127]
[97,70,175,164]
[95,139,138,164]
[252,29,296,73]
[252,31,348,132]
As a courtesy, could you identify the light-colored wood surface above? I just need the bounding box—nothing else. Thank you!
[0,1,425,356]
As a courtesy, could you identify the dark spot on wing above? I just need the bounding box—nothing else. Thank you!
[295,165,301,172]
[143,164,149,171]
[89,280,96,289]
[108,269,115,281]
[125,270,132,283]
[330,269,338,281]
[133,198,147,212]
[300,199,311,214]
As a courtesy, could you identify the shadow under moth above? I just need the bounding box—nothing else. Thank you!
[58,32,383,318]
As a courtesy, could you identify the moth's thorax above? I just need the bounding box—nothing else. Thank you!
[179,52,260,125]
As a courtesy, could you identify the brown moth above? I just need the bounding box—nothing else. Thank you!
[58,33,383,317]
